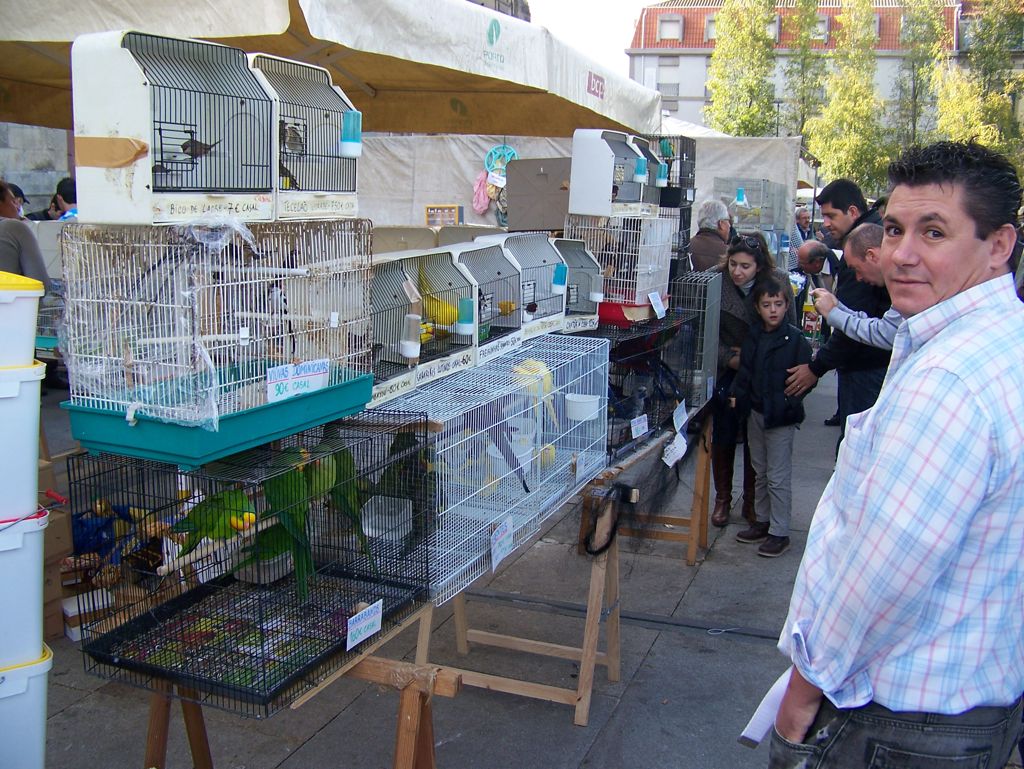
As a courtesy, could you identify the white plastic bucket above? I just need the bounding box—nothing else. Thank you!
[565,393,600,422]
[0,362,45,514]
[0,644,52,769]
[0,272,45,368]
[0,509,48,668]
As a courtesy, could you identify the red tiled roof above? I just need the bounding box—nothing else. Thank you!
[629,2,958,52]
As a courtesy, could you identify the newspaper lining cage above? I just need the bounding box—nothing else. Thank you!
[249,54,359,218]
[550,238,603,324]
[68,410,430,718]
[369,248,476,384]
[564,214,674,306]
[71,31,275,223]
[60,219,373,433]
[447,241,523,364]
[476,233,567,330]
[385,334,609,605]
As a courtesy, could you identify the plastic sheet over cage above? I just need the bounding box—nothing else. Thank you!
[68,410,431,718]
[249,54,359,219]
[476,233,566,333]
[448,241,523,364]
[386,334,609,605]
[59,220,374,462]
[563,214,673,306]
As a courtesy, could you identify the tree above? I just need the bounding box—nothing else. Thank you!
[890,0,947,146]
[704,0,778,136]
[965,0,1022,94]
[806,0,888,192]
[781,0,827,138]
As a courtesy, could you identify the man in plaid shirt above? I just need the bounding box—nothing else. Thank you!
[770,141,1024,768]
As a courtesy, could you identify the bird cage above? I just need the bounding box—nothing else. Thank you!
[475,232,566,337]
[59,219,374,467]
[550,238,603,333]
[567,129,660,218]
[68,410,431,718]
[385,334,609,605]
[563,213,673,308]
[368,248,477,405]
[447,241,523,365]
[72,31,275,224]
[666,271,722,418]
[713,177,790,232]
[249,54,359,219]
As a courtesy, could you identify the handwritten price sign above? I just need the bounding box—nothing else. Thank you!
[266,359,330,403]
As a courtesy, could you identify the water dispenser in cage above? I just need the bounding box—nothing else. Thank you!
[72,31,275,224]
[447,241,524,364]
[550,238,603,333]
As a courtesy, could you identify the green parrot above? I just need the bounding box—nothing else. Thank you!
[375,432,440,548]
[262,447,314,600]
[234,522,292,571]
[304,446,337,500]
[170,487,256,558]
[327,444,377,572]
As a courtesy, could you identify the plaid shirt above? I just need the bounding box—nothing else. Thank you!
[780,273,1024,713]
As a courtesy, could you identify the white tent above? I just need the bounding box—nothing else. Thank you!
[660,116,730,138]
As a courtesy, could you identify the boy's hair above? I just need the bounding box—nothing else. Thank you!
[752,275,792,309]
[815,179,868,215]
[56,176,76,205]
[727,231,776,271]
[887,140,1021,240]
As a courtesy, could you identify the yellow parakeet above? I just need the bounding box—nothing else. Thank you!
[418,262,459,327]
[513,358,560,431]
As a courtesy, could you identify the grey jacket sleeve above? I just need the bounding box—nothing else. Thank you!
[827,303,902,351]
[12,221,50,292]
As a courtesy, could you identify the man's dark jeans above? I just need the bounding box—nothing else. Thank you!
[769,696,1022,769]
[836,366,887,454]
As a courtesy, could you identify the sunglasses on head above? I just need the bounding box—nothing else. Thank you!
[731,234,764,256]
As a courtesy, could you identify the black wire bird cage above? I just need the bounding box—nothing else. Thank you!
[68,410,432,718]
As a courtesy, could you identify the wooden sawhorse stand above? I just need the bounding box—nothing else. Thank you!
[417,534,620,727]
[142,607,461,769]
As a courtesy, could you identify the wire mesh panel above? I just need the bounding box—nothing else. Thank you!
[712,177,789,231]
[68,410,430,718]
[667,271,721,419]
[564,214,673,306]
[369,258,418,384]
[60,219,372,430]
[251,55,357,196]
[449,242,522,359]
[550,239,603,318]
[124,33,274,194]
[386,334,609,604]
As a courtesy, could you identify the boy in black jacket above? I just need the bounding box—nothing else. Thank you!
[729,276,813,557]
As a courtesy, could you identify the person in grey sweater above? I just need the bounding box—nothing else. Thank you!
[0,181,49,290]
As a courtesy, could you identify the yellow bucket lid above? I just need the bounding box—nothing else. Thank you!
[0,271,44,295]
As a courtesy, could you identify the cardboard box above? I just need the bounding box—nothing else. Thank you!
[44,508,72,564]
[43,597,64,641]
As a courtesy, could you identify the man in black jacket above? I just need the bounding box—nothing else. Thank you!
[783,179,890,448]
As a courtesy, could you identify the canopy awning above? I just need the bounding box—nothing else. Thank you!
[0,0,662,137]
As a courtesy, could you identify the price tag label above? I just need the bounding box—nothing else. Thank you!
[649,292,666,319]
[662,431,687,467]
[630,413,649,439]
[266,358,330,403]
[673,400,689,433]
[491,517,515,571]
[346,599,384,650]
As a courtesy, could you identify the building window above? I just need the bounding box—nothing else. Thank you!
[873,13,881,39]
[958,17,976,51]
[658,16,684,41]
[658,56,681,86]
[705,15,717,41]
[813,15,829,41]
[767,14,780,41]
[657,83,680,97]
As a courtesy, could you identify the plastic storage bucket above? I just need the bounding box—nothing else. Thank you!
[0,272,45,368]
[0,509,48,668]
[0,361,45,514]
[0,644,52,769]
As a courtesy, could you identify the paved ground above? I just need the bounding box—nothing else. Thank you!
[37,372,1019,769]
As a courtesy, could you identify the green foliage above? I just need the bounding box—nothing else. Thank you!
[806,0,888,192]
[934,64,1022,163]
[966,0,1023,93]
[705,0,778,136]
[890,0,947,146]
[781,0,827,137]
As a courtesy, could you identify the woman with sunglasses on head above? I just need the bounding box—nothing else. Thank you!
[708,232,795,528]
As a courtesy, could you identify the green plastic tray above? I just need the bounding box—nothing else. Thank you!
[63,373,373,469]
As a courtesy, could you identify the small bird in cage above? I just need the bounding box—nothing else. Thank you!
[279,161,301,190]
[280,120,306,155]
[267,282,297,359]
[181,138,220,159]
[169,487,257,557]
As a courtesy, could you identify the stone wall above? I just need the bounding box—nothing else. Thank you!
[0,122,71,213]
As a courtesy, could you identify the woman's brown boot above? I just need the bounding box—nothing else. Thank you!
[710,443,734,527]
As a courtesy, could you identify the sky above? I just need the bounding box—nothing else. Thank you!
[527,0,653,77]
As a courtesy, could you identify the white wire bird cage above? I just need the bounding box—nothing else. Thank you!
[385,334,609,605]
[550,238,603,333]
[667,271,722,418]
[249,54,360,219]
[567,129,662,218]
[67,409,430,718]
[72,31,275,224]
[447,241,523,365]
[475,232,566,337]
[368,248,477,405]
[59,219,374,466]
[563,214,673,307]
